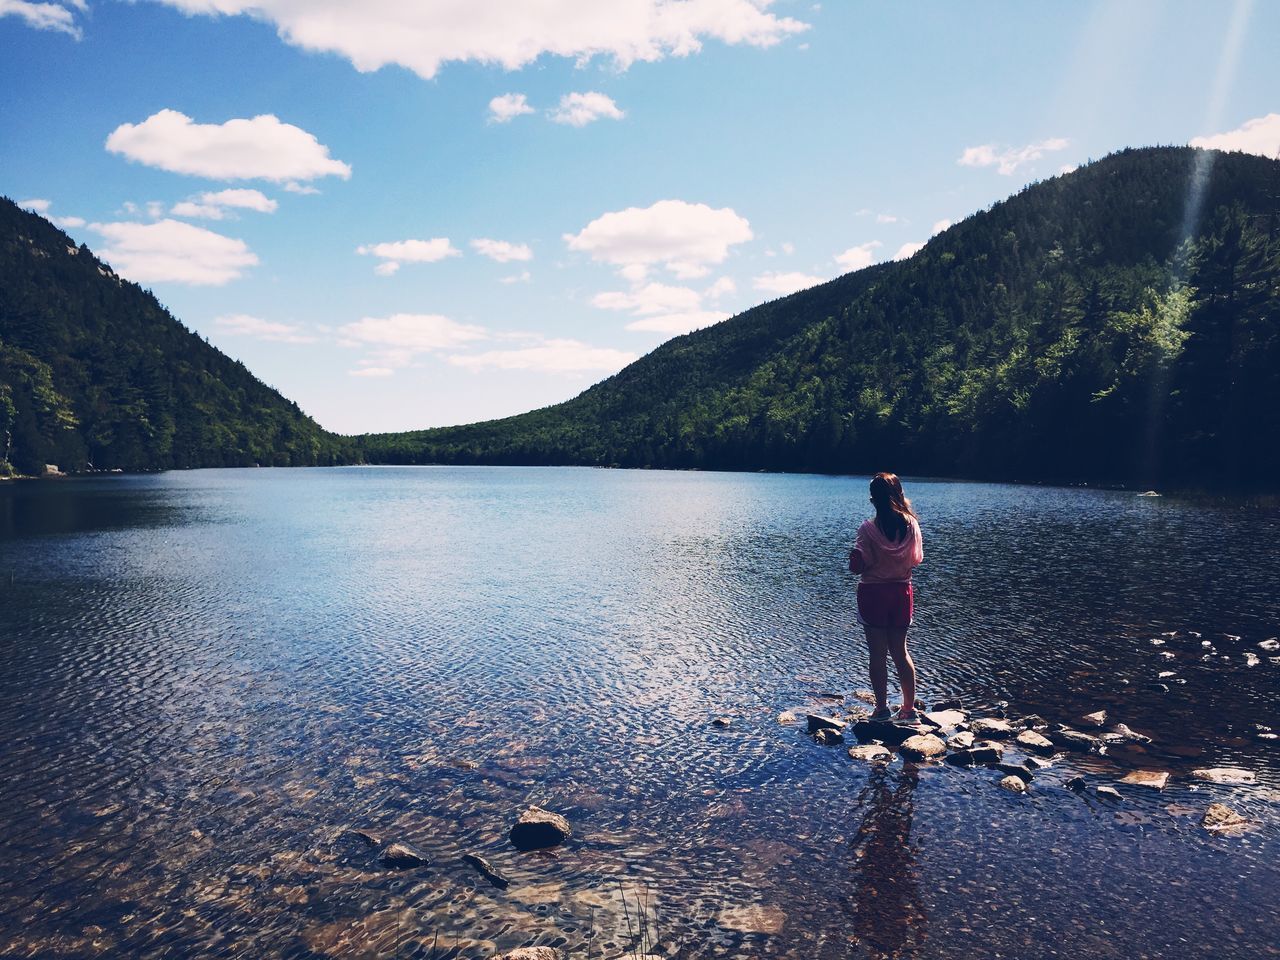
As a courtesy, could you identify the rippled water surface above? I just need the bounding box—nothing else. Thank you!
[1,467,1277,959]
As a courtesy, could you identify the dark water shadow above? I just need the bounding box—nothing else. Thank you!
[844,766,925,958]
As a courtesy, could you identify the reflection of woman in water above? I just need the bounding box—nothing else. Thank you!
[846,767,925,956]
[849,473,924,722]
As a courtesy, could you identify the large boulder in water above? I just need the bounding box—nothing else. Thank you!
[1015,730,1056,753]
[852,718,930,747]
[510,806,572,850]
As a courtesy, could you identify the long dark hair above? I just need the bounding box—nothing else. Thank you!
[869,472,917,541]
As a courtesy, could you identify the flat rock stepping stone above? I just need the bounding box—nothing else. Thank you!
[1192,767,1256,784]
[1110,723,1153,743]
[1015,730,1056,753]
[510,806,572,851]
[899,733,946,760]
[848,744,892,764]
[381,842,429,868]
[999,775,1027,793]
[923,709,966,730]
[1202,803,1250,832]
[852,718,930,746]
[806,713,845,734]
[971,718,1014,738]
[1119,770,1170,790]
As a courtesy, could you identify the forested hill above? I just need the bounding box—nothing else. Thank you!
[358,147,1280,487]
[0,199,351,475]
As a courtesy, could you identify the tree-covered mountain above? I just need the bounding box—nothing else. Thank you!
[0,199,352,476]
[357,147,1280,488]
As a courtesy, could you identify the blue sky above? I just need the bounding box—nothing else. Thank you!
[3,0,1277,434]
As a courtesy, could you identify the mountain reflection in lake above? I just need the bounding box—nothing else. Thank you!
[0,467,1277,958]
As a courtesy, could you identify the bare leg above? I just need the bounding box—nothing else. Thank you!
[864,627,890,711]
[886,628,916,716]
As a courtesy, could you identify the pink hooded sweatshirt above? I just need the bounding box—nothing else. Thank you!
[849,516,924,583]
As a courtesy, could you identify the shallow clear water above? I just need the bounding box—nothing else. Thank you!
[1,467,1277,959]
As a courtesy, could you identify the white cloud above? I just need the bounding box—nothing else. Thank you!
[0,0,81,37]
[339,314,487,361]
[499,270,532,284]
[592,282,703,316]
[54,215,85,228]
[213,313,315,343]
[147,0,808,79]
[932,219,952,235]
[781,241,795,255]
[834,241,882,271]
[893,241,925,260]
[1190,113,1280,157]
[172,188,278,220]
[625,311,729,335]
[471,237,532,262]
[448,338,636,375]
[705,276,736,299]
[106,109,352,182]
[875,213,899,224]
[284,181,321,195]
[1059,164,1077,175]
[565,199,753,279]
[89,219,258,285]
[752,271,825,296]
[349,366,394,378]
[489,93,534,123]
[550,91,624,127]
[957,137,1069,175]
[16,197,51,213]
[357,238,460,274]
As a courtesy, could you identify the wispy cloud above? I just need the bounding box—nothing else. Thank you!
[957,137,1069,175]
[488,92,535,123]
[550,92,625,127]
[213,313,315,344]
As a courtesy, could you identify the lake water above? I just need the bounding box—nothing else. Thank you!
[1,467,1277,959]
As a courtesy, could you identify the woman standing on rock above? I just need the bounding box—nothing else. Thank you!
[849,473,924,722]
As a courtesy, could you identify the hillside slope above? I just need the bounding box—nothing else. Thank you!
[0,199,351,475]
[358,147,1280,487]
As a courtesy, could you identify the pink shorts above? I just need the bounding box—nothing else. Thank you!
[857,581,914,629]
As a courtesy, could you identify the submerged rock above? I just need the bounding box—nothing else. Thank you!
[344,828,380,848]
[711,716,733,728]
[996,762,1034,782]
[1192,767,1256,785]
[806,713,845,734]
[493,949,563,960]
[1202,803,1250,832]
[1015,730,1056,754]
[1065,775,1086,792]
[381,842,429,869]
[510,807,572,851]
[848,744,892,764]
[932,697,964,711]
[463,853,510,889]
[814,727,844,746]
[999,775,1028,793]
[899,734,946,761]
[1119,770,1170,790]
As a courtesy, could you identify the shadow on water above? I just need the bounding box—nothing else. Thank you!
[844,767,924,959]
